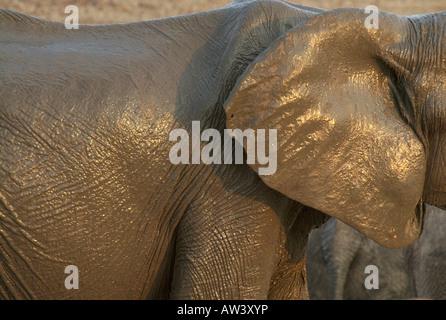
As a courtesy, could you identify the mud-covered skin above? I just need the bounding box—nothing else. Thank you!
[225,8,446,247]
[1,0,445,300]
[0,0,327,299]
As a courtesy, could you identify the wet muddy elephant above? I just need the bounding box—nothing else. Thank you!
[1,0,445,299]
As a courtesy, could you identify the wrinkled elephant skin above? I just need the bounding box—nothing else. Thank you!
[1,0,445,299]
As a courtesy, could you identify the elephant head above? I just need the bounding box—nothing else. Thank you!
[224,8,446,248]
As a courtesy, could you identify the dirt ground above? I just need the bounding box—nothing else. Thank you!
[0,0,444,24]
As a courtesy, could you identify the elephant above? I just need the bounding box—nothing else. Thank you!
[408,205,446,299]
[0,0,445,299]
[306,218,414,300]
[306,205,446,300]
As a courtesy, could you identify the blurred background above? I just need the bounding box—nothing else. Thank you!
[0,0,444,24]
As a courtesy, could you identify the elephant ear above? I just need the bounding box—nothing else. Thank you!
[224,9,427,248]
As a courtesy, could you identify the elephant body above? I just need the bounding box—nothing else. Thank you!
[307,205,446,300]
[0,0,327,299]
[1,0,445,300]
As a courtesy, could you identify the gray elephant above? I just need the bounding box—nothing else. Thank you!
[306,218,414,300]
[409,205,446,299]
[306,205,446,300]
[0,0,445,299]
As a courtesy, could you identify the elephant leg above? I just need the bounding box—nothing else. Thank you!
[267,257,309,300]
[410,207,446,299]
[268,206,328,300]
[169,167,308,299]
[170,195,283,299]
[322,219,363,300]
